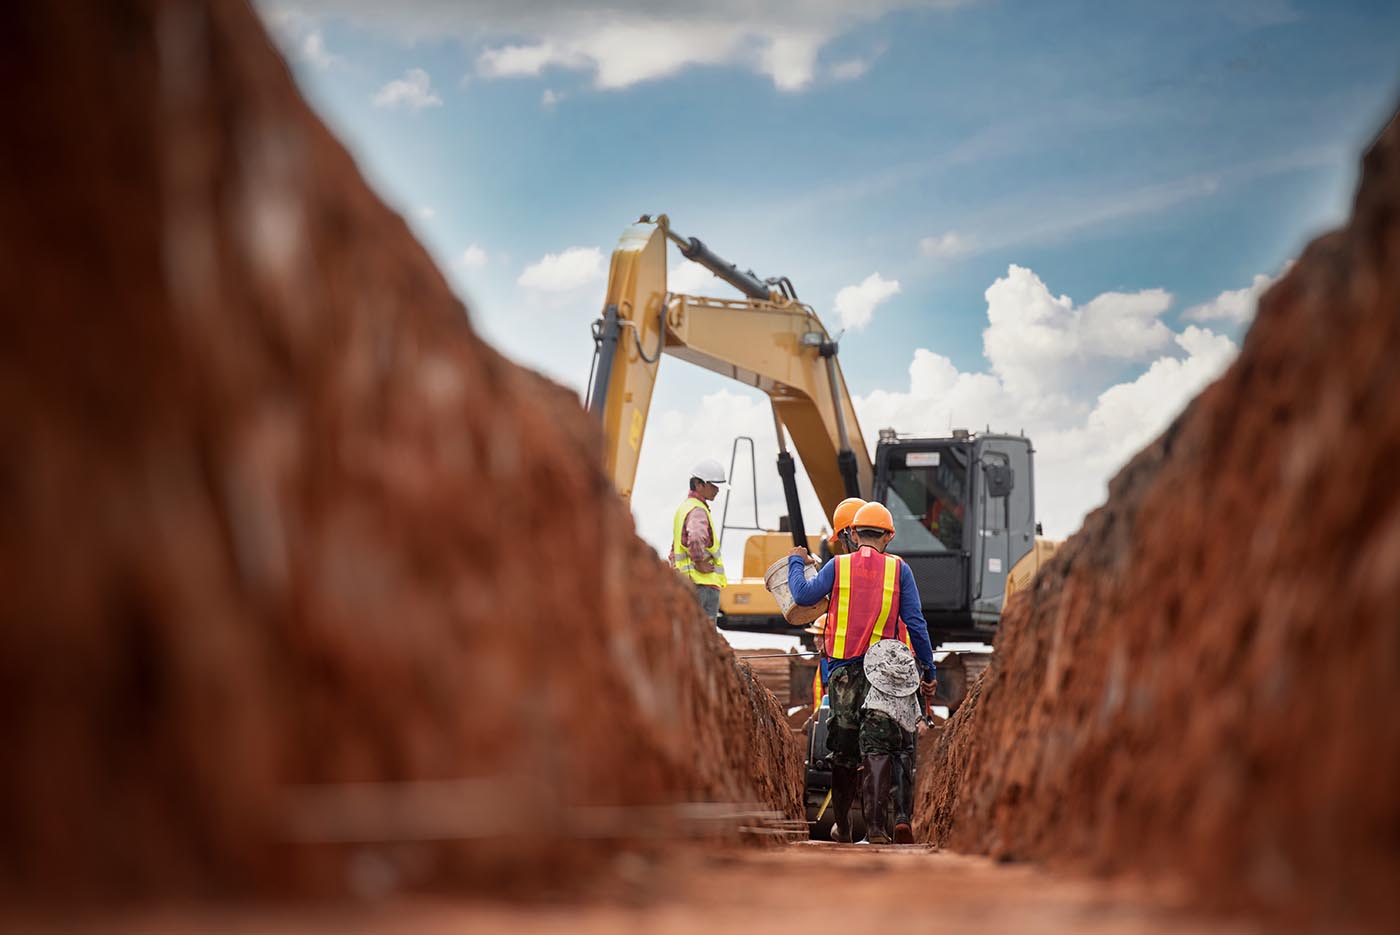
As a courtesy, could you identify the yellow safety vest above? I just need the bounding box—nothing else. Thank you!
[671,496,727,588]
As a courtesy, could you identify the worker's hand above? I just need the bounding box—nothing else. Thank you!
[920,678,938,697]
[788,546,809,560]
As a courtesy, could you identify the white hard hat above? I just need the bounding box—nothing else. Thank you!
[689,458,727,484]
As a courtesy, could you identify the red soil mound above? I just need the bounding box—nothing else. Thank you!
[916,108,1400,931]
[0,0,800,902]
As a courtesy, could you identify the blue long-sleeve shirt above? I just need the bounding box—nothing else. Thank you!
[788,551,936,679]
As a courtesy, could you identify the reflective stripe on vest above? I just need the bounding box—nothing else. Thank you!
[825,546,904,660]
[671,497,727,588]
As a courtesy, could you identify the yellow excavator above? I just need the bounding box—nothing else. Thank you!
[586,214,1058,837]
[587,215,1056,644]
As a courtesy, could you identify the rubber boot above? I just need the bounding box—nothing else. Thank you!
[893,750,916,844]
[829,763,859,843]
[859,754,894,844]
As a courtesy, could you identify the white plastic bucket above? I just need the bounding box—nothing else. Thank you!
[763,557,829,626]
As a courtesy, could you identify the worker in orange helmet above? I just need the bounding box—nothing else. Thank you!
[828,497,866,555]
[787,501,936,844]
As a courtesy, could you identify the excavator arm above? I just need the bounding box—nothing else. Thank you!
[587,216,873,543]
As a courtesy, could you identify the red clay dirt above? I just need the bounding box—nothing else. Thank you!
[17,845,1262,935]
[916,109,1400,931]
[0,0,800,903]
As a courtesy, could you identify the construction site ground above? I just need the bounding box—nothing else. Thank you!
[15,843,1259,935]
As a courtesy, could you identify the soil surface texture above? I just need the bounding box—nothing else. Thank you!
[916,107,1400,932]
[0,0,799,902]
[12,843,1261,935]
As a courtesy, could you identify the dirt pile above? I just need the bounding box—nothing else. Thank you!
[0,0,801,902]
[916,108,1400,930]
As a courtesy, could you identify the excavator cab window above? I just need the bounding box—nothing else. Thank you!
[881,445,968,553]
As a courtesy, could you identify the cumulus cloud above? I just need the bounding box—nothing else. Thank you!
[372,68,443,109]
[919,231,973,258]
[415,206,436,220]
[457,244,488,269]
[541,88,563,107]
[518,246,606,292]
[834,272,900,332]
[854,266,1248,537]
[1183,267,1287,324]
[271,1,968,91]
[982,265,1173,398]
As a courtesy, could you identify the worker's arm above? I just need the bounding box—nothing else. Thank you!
[787,553,835,606]
[897,562,937,677]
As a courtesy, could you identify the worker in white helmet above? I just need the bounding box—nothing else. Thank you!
[670,458,729,621]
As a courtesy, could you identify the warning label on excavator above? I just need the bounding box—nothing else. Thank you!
[628,410,643,450]
[907,451,940,467]
[988,558,1003,573]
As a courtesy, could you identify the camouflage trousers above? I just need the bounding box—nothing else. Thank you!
[825,662,915,769]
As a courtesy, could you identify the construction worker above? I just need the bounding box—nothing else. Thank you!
[829,497,866,555]
[787,501,936,844]
[671,458,728,621]
[807,497,866,729]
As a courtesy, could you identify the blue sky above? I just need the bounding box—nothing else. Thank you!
[262,0,1398,568]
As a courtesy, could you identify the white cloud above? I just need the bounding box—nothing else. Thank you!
[372,68,443,110]
[982,265,1173,398]
[1183,267,1287,324]
[518,246,606,292]
[457,244,488,269]
[757,30,826,91]
[833,273,900,332]
[301,30,341,68]
[854,266,1249,538]
[478,42,577,78]
[280,1,968,92]
[919,231,973,258]
[668,260,729,296]
[415,206,436,220]
[541,88,562,107]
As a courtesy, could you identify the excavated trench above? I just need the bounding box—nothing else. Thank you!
[3,0,1398,931]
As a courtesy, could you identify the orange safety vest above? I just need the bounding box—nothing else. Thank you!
[825,546,912,661]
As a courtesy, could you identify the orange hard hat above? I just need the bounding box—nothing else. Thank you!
[852,501,895,534]
[828,497,866,545]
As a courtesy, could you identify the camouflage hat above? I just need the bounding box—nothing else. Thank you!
[864,639,920,696]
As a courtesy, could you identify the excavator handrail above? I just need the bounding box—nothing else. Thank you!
[717,435,764,547]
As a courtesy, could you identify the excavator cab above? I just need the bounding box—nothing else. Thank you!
[872,432,1037,644]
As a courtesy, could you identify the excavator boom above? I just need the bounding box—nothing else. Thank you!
[588,216,872,534]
